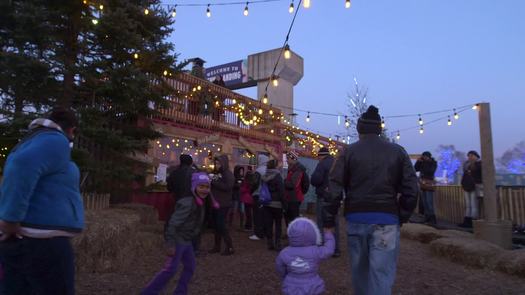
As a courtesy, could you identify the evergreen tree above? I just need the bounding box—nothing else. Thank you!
[1,1,180,198]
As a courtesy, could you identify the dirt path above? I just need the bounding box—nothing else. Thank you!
[77,220,525,294]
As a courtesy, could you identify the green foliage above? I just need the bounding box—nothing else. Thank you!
[1,1,181,196]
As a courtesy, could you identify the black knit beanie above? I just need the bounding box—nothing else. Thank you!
[357,105,382,135]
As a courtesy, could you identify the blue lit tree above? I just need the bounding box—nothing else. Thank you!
[435,145,466,184]
[498,141,525,174]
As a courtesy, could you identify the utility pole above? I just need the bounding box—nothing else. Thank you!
[473,103,512,249]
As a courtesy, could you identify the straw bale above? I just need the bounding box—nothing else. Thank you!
[73,209,146,273]
[113,203,158,225]
[138,223,165,235]
[401,224,442,243]
[430,237,502,268]
[495,249,525,277]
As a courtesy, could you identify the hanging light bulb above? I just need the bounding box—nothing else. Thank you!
[272,76,279,87]
[83,0,87,4]
[381,117,385,129]
[306,112,310,123]
[419,127,424,134]
[133,53,139,59]
[269,109,274,115]
[289,1,294,13]
[396,131,400,140]
[344,116,350,128]
[284,44,291,59]
[99,4,104,10]
[262,93,268,104]
[472,104,479,110]
[244,2,249,16]
[303,0,311,8]
[144,8,149,15]
[206,4,211,17]
[345,0,351,9]
[454,109,459,120]
[448,116,452,126]
[258,108,263,115]
[418,115,423,125]
[92,19,99,25]
[271,129,275,134]
[163,70,168,76]
[172,6,177,17]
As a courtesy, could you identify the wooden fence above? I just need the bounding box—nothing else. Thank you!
[434,185,525,226]
[82,193,111,210]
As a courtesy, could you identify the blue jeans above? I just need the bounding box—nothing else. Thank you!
[316,197,340,251]
[142,244,196,295]
[421,190,435,217]
[347,223,400,295]
[0,236,75,295]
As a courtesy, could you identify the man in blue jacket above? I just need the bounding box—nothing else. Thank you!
[0,108,84,295]
[311,147,340,257]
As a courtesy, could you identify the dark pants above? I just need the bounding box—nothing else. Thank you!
[212,207,233,250]
[253,197,265,238]
[244,203,253,230]
[263,206,283,246]
[0,236,75,295]
[142,244,196,295]
[285,201,301,226]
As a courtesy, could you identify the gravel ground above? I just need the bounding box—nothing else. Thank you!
[77,217,525,295]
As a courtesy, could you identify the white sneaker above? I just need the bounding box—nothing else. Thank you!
[249,235,260,240]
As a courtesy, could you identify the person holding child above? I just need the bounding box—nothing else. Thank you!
[142,172,218,295]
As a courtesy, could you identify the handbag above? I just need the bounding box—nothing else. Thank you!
[419,179,436,191]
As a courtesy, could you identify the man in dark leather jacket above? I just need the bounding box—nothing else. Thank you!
[323,105,418,295]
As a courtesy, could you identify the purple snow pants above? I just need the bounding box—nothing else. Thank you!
[142,243,196,295]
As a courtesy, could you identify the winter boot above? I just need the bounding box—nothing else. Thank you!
[208,234,221,254]
[221,236,234,256]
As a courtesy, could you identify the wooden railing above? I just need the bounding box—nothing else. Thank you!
[82,193,111,210]
[434,185,525,226]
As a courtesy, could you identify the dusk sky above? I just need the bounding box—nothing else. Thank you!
[166,0,524,157]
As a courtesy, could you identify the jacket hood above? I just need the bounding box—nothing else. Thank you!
[215,154,230,172]
[287,217,322,247]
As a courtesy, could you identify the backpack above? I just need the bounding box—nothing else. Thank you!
[300,171,311,194]
[259,182,272,205]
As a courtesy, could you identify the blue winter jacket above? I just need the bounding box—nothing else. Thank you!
[0,130,85,232]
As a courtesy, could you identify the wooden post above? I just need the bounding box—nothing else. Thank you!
[473,103,512,249]
[478,103,497,222]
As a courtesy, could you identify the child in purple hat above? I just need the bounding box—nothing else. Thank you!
[142,172,218,295]
[276,217,335,295]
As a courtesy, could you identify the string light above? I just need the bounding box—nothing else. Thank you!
[92,19,99,25]
[262,93,268,104]
[244,2,249,16]
[272,76,279,87]
[454,109,459,120]
[258,108,263,115]
[344,116,350,128]
[163,70,168,76]
[133,53,139,59]
[306,112,310,123]
[83,0,87,4]
[144,8,149,15]
[303,0,311,8]
[206,4,211,17]
[99,4,104,10]
[284,44,291,59]
[271,129,275,134]
[419,126,424,134]
[381,117,385,129]
[447,116,452,126]
[418,115,423,126]
[472,104,479,110]
[289,1,294,13]
[396,131,400,140]
[172,6,177,17]
[345,0,351,9]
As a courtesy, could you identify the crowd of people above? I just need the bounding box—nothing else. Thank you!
[0,105,485,295]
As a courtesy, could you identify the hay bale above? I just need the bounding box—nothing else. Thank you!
[430,237,503,268]
[401,223,443,243]
[73,209,140,272]
[139,223,165,235]
[495,249,525,277]
[113,203,158,225]
[441,230,474,239]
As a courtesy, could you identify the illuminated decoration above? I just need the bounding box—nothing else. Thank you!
[244,2,249,16]
[303,0,311,8]
[206,4,211,17]
[418,115,423,126]
[284,44,291,59]
[447,116,452,126]
[144,8,149,15]
[289,1,294,13]
[345,0,351,9]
